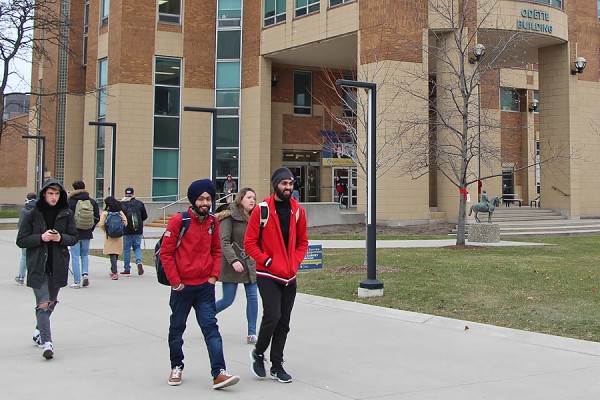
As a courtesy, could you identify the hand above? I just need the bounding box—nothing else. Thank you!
[208,276,217,285]
[42,230,57,242]
[232,261,244,272]
[171,283,185,291]
[49,230,61,242]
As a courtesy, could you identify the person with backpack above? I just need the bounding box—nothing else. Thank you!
[245,167,309,383]
[214,187,258,345]
[120,187,148,276]
[15,192,37,285]
[160,179,240,389]
[68,181,100,288]
[98,196,127,280]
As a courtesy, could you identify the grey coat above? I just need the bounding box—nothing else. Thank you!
[16,179,78,289]
[216,203,256,284]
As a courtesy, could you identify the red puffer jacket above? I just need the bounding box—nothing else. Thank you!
[244,195,309,284]
[160,207,222,286]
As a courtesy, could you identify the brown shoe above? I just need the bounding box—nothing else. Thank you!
[213,369,240,389]
[137,263,144,275]
[168,366,183,386]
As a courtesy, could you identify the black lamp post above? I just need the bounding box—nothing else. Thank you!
[88,121,117,197]
[22,135,46,192]
[335,79,383,295]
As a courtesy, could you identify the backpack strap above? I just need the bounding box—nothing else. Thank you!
[176,211,191,248]
[258,202,269,251]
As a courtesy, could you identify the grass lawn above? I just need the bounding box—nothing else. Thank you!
[0,210,19,218]
[91,234,600,342]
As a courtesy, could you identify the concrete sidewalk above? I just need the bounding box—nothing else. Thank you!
[1,228,599,399]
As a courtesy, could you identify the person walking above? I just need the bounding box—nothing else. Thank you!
[16,179,78,359]
[161,179,240,389]
[244,167,309,383]
[15,192,37,285]
[120,187,148,276]
[67,180,100,288]
[98,196,127,280]
[215,187,258,344]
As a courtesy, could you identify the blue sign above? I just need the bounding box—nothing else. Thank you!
[299,245,322,270]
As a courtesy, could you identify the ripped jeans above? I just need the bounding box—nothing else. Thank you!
[33,273,60,344]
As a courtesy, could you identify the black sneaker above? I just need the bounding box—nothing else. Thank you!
[269,364,292,383]
[250,349,266,378]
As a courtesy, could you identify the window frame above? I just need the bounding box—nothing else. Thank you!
[264,0,286,28]
[97,58,108,117]
[158,0,181,24]
[329,0,355,8]
[500,87,520,112]
[293,70,312,116]
[101,0,110,27]
[295,0,320,18]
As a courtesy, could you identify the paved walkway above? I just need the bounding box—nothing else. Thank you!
[1,227,599,399]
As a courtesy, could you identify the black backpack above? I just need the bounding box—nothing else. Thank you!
[154,212,191,286]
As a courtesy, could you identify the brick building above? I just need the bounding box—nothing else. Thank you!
[2,0,600,223]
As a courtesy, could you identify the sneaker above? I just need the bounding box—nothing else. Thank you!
[168,366,183,386]
[33,329,42,347]
[42,342,54,359]
[250,349,266,378]
[15,276,24,285]
[213,369,240,389]
[247,334,258,344]
[269,364,292,383]
[137,262,144,275]
[70,283,81,289]
[82,275,89,287]
[110,273,119,280]
[119,270,130,275]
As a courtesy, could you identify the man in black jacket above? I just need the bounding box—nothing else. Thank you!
[120,187,148,275]
[67,181,100,288]
[16,179,78,359]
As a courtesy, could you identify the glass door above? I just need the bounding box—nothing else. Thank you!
[332,167,357,208]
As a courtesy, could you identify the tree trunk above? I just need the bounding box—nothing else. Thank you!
[456,193,467,245]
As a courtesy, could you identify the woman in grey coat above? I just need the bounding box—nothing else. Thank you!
[215,187,258,344]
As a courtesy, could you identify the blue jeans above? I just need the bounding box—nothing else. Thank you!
[70,240,90,284]
[216,282,258,335]
[123,234,142,270]
[18,248,27,278]
[168,282,226,379]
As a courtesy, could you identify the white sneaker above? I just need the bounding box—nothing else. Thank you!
[42,342,54,359]
[33,329,42,348]
[70,283,81,289]
[247,334,258,344]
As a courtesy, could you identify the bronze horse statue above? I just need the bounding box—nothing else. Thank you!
[468,196,501,223]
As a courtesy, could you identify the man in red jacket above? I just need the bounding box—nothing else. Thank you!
[160,179,240,390]
[245,167,309,383]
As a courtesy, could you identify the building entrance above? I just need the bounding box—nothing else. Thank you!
[332,167,357,208]
[283,150,321,202]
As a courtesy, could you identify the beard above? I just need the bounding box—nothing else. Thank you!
[275,186,291,201]
[193,204,209,216]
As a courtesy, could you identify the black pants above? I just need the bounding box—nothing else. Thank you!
[255,276,297,365]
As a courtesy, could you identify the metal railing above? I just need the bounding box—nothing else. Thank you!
[156,192,235,227]
[551,186,570,197]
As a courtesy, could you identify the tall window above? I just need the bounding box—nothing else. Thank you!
[330,0,354,7]
[101,0,110,26]
[342,74,356,118]
[500,88,519,112]
[533,90,539,113]
[83,0,89,65]
[153,57,181,201]
[295,0,319,17]
[218,0,242,27]
[293,71,312,115]
[98,58,108,117]
[264,0,286,27]
[158,0,181,24]
[95,121,105,201]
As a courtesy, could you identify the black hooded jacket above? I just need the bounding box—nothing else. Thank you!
[16,179,78,289]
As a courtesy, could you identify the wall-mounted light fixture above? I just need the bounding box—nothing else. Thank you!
[469,43,486,64]
[529,98,539,112]
[271,73,280,87]
[571,56,586,75]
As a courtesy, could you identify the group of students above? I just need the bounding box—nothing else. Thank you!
[15,166,309,391]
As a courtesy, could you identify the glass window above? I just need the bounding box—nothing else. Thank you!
[101,0,110,26]
[219,0,242,26]
[98,58,108,117]
[216,90,240,108]
[83,0,89,65]
[264,0,286,27]
[153,149,179,178]
[342,74,356,117]
[294,71,312,115]
[214,117,239,147]
[214,148,239,177]
[154,86,180,116]
[155,58,181,86]
[500,88,519,112]
[159,0,181,24]
[217,30,241,60]
[329,0,354,7]
[154,117,180,148]
[152,179,178,202]
[295,0,319,17]
[533,90,539,113]
[216,62,241,88]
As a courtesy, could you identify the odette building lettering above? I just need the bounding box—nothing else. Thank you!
[517,9,553,33]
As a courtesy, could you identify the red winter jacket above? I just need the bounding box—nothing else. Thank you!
[244,196,309,284]
[160,207,222,286]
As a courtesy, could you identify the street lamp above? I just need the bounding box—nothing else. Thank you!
[22,135,46,192]
[336,79,384,297]
[88,121,117,197]
[470,44,485,201]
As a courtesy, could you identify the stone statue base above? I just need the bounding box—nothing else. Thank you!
[468,223,500,243]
